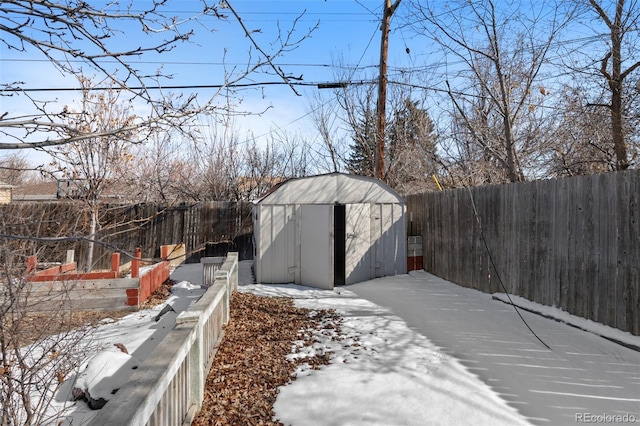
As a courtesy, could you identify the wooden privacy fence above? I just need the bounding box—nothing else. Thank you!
[406,170,639,335]
[0,201,252,271]
[88,253,238,426]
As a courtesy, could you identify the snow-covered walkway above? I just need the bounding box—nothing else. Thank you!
[50,261,639,425]
[347,271,640,425]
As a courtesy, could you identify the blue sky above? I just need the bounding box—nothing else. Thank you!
[1,0,423,165]
[2,1,635,170]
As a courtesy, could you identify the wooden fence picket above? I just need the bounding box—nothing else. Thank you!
[406,170,640,335]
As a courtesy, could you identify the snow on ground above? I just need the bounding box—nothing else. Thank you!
[45,261,640,425]
[48,277,206,425]
[240,283,530,426]
[346,271,640,425]
[492,293,640,351]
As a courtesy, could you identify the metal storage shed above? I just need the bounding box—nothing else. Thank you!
[253,173,407,290]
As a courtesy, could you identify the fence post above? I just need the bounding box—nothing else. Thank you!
[226,252,239,292]
[201,257,225,288]
[214,270,230,323]
[111,253,120,275]
[26,255,37,274]
[176,310,204,417]
[132,247,141,278]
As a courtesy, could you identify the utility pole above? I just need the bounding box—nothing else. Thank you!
[375,0,401,180]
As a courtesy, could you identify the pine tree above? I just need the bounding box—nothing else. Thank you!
[345,95,439,192]
[387,99,439,191]
[346,110,377,177]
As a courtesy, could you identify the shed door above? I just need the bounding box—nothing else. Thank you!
[345,203,371,285]
[334,204,346,286]
[299,204,333,289]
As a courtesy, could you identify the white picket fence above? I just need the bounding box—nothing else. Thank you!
[88,253,238,426]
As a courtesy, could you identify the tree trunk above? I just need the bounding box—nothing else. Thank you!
[610,16,629,170]
[85,205,97,272]
[591,0,630,170]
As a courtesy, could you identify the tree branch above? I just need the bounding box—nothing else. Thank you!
[223,0,314,96]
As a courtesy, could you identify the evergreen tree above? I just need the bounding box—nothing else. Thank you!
[387,99,439,192]
[346,97,439,193]
[346,110,377,177]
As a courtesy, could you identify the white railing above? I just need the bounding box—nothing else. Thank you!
[88,253,239,426]
[201,256,226,288]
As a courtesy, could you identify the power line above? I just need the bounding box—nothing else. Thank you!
[1,80,376,93]
[237,17,383,148]
[3,78,622,117]
[0,57,382,71]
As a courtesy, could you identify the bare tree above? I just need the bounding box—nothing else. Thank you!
[405,0,574,182]
[122,131,190,204]
[240,131,313,200]
[45,77,138,271]
[271,130,315,179]
[547,84,619,176]
[0,153,30,185]
[0,1,316,150]
[307,90,349,173]
[190,114,245,202]
[386,98,439,193]
[573,0,640,170]
[334,76,439,192]
[0,207,95,426]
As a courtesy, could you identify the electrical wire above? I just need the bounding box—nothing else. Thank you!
[0,80,373,93]
[233,16,382,148]
[466,185,552,350]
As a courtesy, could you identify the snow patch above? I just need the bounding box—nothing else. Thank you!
[492,293,640,351]
[71,348,139,410]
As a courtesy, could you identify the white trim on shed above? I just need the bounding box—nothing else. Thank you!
[253,173,407,289]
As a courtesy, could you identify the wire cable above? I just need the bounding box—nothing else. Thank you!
[466,185,552,350]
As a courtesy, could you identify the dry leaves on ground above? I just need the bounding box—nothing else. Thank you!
[140,279,176,310]
[15,310,131,348]
[193,292,341,426]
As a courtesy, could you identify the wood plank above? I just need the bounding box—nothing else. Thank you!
[567,176,582,318]
[532,180,547,305]
[630,172,640,335]
[538,178,554,307]
[522,181,535,301]
[583,175,597,322]
[594,174,610,325]
[25,296,137,312]
[486,184,501,293]
[19,277,138,292]
[26,287,132,300]
[508,182,519,295]
[602,173,617,330]
[555,177,570,310]
[618,171,640,333]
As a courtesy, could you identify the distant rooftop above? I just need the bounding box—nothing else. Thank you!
[11,181,59,201]
[12,180,123,202]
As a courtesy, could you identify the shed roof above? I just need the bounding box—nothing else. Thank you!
[254,173,405,205]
